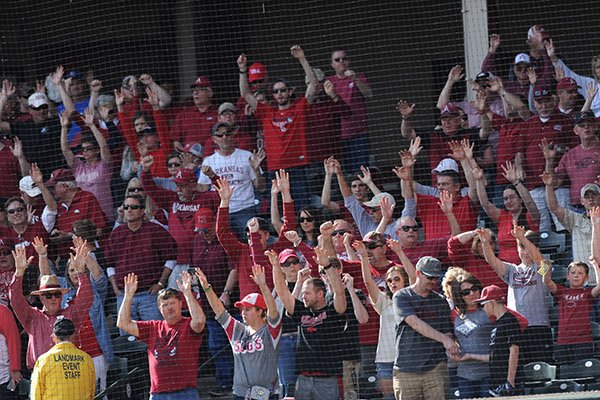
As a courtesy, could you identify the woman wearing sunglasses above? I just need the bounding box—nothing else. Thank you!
[114,177,167,229]
[354,239,414,400]
[442,267,493,398]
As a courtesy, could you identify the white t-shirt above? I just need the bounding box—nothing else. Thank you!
[198,149,257,213]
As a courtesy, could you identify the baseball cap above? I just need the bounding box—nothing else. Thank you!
[194,208,214,231]
[45,168,76,188]
[19,176,41,197]
[64,70,84,80]
[212,121,232,135]
[581,183,600,198]
[362,231,386,246]
[527,25,549,40]
[514,53,531,65]
[53,317,75,338]
[183,143,203,157]
[278,248,298,264]
[416,256,444,277]
[28,93,49,108]
[248,63,267,83]
[363,192,396,208]
[474,71,494,85]
[533,87,553,99]
[235,292,267,310]
[191,76,212,89]
[557,77,580,92]
[440,103,461,118]
[0,237,16,251]
[218,102,237,115]
[173,168,196,184]
[432,158,459,174]
[474,285,507,304]
[574,111,597,126]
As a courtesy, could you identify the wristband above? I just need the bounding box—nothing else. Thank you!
[223,289,232,296]
[239,70,247,74]
[203,284,212,292]
[157,281,164,287]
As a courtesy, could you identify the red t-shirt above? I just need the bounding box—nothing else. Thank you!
[0,222,49,266]
[305,97,351,162]
[514,114,576,190]
[554,285,594,345]
[492,114,523,185]
[254,97,310,171]
[0,143,21,199]
[417,194,478,240]
[171,105,218,148]
[137,318,203,394]
[497,210,538,265]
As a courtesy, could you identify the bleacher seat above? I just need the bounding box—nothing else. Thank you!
[523,361,556,388]
[530,380,585,394]
[559,358,600,385]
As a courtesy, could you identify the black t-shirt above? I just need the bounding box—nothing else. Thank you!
[326,288,366,362]
[289,299,347,375]
[12,118,67,179]
[489,311,523,387]
[393,287,453,372]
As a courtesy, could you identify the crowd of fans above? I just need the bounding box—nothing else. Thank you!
[2,22,600,400]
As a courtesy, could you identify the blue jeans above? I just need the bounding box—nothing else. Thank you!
[456,376,490,398]
[341,134,371,173]
[278,334,297,396]
[206,318,234,388]
[229,205,258,240]
[116,292,163,335]
[150,387,199,400]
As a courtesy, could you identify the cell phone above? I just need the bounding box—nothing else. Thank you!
[7,379,16,391]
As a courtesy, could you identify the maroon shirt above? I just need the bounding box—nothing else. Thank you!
[171,104,218,147]
[105,221,177,291]
[305,95,351,162]
[0,221,49,265]
[0,142,21,199]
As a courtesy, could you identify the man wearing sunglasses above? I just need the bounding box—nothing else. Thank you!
[202,103,256,158]
[9,244,93,372]
[327,49,373,172]
[238,45,318,210]
[393,256,458,400]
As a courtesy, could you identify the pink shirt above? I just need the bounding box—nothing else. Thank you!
[73,157,114,222]
[555,143,600,204]
[327,73,369,139]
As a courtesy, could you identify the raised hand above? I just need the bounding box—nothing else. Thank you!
[145,87,159,109]
[194,268,209,289]
[587,82,598,101]
[527,67,537,86]
[50,65,64,86]
[10,136,24,159]
[201,165,216,179]
[290,45,306,59]
[176,270,194,295]
[123,273,138,297]
[71,239,90,274]
[12,246,32,275]
[554,66,565,81]
[344,69,356,81]
[380,196,394,221]
[544,38,555,58]
[488,76,503,93]
[408,136,422,157]
[386,238,405,255]
[237,54,248,70]
[319,221,334,237]
[275,169,290,193]
[351,240,368,258]
[141,155,154,171]
[89,79,102,94]
[461,138,474,160]
[83,107,95,126]
[264,249,280,267]
[501,161,519,185]
[270,178,280,195]
[312,245,330,267]
[59,110,72,128]
[590,206,600,227]
[250,148,266,170]
[398,149,416,168]
[284,230,302,245]
[475,228,491,244]
[323,80,336,98]
[324,156,336,176]
[247,217,259,233]
[447,65,464,83]
[35,80,45,94]
[30,163,44,184]
[511,224,526,240]
[341,273,354,290]
[392,166,411,181]
[489,34,500,53]
[540,171,555,187]
[396,100,415,118]
[448,140,466,161]
[251,264,267,287]
[357,165,372,185]
[471,165,484,181]
[215,178,233,201]
[538,137,556,160]
[473,90,488,112]
[1,80,15,99]
[342,232,354,247]
[438,190,453,214]
[113,89,125,106]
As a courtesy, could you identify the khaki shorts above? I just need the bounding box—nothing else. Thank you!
[392,362,448,400]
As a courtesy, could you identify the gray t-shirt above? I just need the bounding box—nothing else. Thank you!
[217,310,282,397]
[504,261,549,326]
[453,309,492,380]
[393,287,453,373]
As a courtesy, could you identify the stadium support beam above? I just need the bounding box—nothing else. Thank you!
[175,0,198,93]
[462,0,489,101]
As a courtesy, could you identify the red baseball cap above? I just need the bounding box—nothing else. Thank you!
[278,248,298,264]
[440,103,462,118]
[248,63,267,83]
[474,285,507,304]
[191,76,212,89]
[235,292,267,310]
[195,208,214,231]
[173,168,197,184]
[557,77,580,92]
[46,168,76,188]
[183,143,203,157]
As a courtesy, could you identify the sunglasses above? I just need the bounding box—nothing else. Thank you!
[400,225,419,232]
[387,276,402,284]
[213,132,235,138]
[272,88,288,94]
[129,187,144,193]
[282,258,300,268]
[7,207,25,214]
[299,216,314,223]
[42,292,62,299]
[167,162,182,168]
[425,275,438,281]
[460,286,482,296]
[123,204,143,210]
[332,229,347,237]
[0,250,11,256]
[365,242,384,250]
[30,105,49,111]
[367,207,381,214]
[81,146,97,152]
[334,57,348,62]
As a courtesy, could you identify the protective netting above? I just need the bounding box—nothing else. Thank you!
[3,1,600,400]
